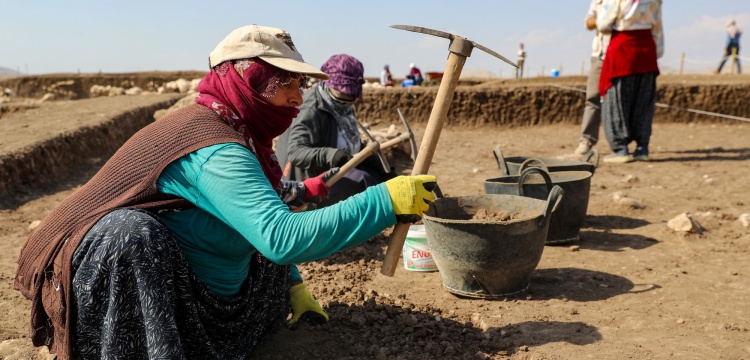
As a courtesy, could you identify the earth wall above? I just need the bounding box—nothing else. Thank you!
[0,95,182,203]
[358,82,750,127]
[1,74,748,203]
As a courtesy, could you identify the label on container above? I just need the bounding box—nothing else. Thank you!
[402,225,438,272]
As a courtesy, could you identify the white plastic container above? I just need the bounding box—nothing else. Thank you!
[402,225,438,272]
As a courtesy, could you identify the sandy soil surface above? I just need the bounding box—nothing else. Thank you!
[1,81,749,359]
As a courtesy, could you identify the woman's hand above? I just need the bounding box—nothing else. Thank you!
[288,283,329,329]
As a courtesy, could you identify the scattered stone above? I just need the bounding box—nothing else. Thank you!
[667,213,704,233]
[612,191,645,209]
[28,220,41,232]
[475,351,490,359]
[677,319,685,324]
[621,174,638,183]
[38,93,56,103]
[738,213,750,227]
[124,86,143,95]
[569,245,581,252]
[472,168,480,174]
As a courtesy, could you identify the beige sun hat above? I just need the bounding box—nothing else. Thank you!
[209,25,330,80]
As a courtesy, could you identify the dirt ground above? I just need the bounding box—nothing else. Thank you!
[1,78,749,359]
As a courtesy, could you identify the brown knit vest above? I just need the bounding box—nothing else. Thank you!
[14,104,248,359]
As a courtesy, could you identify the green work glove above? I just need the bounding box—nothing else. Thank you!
[384,175,438,224]
[288,283,329,330]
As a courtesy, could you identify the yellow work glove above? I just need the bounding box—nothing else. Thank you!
[384,175,438,224]
[288,283,329,330]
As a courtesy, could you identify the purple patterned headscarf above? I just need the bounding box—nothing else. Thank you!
[321,54,365,98]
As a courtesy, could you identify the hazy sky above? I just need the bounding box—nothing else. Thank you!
[2,1,748,78]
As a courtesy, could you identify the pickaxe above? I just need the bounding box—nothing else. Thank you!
[380,25,517,276]
[323,110,418,187]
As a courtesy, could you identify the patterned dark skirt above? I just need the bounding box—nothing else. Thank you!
[71,208,290,359]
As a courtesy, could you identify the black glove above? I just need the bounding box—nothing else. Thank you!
[278,181,305,209]
[331,149,352,167]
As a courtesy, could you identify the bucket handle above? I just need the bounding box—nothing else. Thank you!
[539,185,564,228]
[517,167,553,197]
[492,145,511,176]
[583,149,600,174]
[518,158,550,174]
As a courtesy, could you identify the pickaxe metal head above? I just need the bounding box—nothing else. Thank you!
[356,120,391,173]
[390,25,518,68]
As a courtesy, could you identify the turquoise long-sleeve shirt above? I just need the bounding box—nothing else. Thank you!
[156,142,396,296]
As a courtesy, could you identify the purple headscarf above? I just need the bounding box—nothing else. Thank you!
[321,54,365,98]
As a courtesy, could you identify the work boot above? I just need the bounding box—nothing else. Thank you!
[603,149,632,164]
[633,146,649,161]
[574,140,592,155]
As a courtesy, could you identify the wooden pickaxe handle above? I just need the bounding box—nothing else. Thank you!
[380,50,467,276]
[324,133,411,187]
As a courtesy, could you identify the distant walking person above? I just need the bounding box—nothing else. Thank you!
[716,19,742,74]
[574,0,610,155]
[516,43,526,78]
[598,0,663,164]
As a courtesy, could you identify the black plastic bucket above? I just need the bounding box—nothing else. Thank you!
[493,145,599,176]
[423,187,563,299]
[484,167,591,245]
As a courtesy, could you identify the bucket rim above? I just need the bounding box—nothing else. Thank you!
[484,170,592,185]
[423,194,548,225]
[423,213,543,225]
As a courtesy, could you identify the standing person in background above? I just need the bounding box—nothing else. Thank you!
[715,19,742,74]
[380,64,394,87]
[598,0,663,164]
[516,43,526,78]
[408,63,424,85]
[14,25,437,359]
[277,54,396,208]
[574,0,611,156]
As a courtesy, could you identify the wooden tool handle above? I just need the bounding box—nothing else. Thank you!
[325,141,380,187]
[380,51,467,276]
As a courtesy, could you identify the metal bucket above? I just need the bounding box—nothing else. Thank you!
[493,145,599,176]
[423,187,563,299]
[484,167,591,245]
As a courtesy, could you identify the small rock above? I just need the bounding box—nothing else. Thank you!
[621,174,638,183]
[471,313,482,323]
[28,220,41,231]
[475,351,490,359]
[738,213,750,227]
[612,191,645,209]
[667,213,704,233]
[677,319,685,324]
[472,168,480,174]
[569,245,581,252]
[519,345,529,352]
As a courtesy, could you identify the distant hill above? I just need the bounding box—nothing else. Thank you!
[0,66,21,75]
[0,66,22,80]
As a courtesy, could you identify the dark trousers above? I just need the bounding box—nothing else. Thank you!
[602,72,657,153]
[717,44,741,74]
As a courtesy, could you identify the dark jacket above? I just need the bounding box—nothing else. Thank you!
[277,86,358,182]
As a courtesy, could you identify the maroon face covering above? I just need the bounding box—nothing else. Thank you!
[195,58,300,188]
